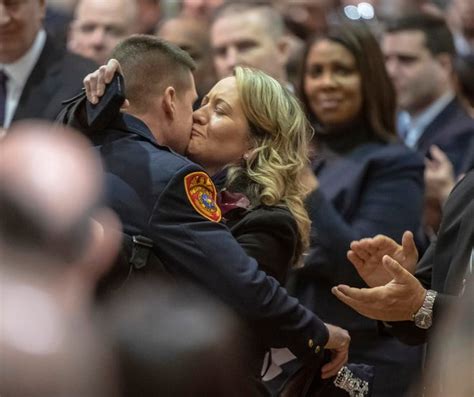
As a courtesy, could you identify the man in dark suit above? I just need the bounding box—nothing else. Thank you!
[84,35,351,393]
[383,14,474,175]
[383,14,474,238]
[333,169,474,345]
[0,0,96,129]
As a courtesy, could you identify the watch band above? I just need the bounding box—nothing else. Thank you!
[413,289,437,328]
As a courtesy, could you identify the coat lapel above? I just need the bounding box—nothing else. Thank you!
[13,37,63,122]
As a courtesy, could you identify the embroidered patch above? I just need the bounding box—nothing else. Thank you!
[184,172,222,222]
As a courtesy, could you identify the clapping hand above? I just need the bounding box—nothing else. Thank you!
[83,59,129,107]
[332,255,426,322]
[347,231,418,287]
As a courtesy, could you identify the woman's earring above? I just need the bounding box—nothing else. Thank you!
[243,153,249,161]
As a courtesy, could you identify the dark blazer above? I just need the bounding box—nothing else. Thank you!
[94,113,329,361]
[292,142,425,331]
[12,35,97,123]
[290,141,425,397]
[416,98,474,175]
[292,143,424,397]
[389,170,474,345]
[226,205,298,284]
[225,205,299,395]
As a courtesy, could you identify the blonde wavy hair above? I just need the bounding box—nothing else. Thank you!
[226,66,313,266]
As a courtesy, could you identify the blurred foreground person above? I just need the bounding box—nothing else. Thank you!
[420,276,473,396]
[0,121,120,396]
[101,280,249,397]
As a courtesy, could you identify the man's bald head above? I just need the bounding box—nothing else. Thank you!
[0,122,104,263]
[68,0,139,64]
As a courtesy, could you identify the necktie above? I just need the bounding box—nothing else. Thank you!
[0,70,8,127]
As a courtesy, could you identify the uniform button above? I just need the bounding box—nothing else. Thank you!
[314,346,321,354]
[308,339,314,348]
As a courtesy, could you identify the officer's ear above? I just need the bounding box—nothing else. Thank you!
[162,86,177,120]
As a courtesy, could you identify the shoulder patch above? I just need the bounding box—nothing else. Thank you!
[184,172,222,222]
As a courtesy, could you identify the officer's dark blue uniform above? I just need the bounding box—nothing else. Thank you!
[93,112,330,361]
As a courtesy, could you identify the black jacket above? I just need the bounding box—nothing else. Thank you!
[12,35,96,123]
[226,205,298,284]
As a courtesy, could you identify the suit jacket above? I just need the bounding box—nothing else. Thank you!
[93,113,329,362]
[291,141,425,332]
[389,170,474,345]
[226,205,298,284]
[416,98,474,175]
[12,35,97,123]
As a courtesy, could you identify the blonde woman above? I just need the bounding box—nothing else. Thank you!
[185,66,313,394]
[188,66,311,282]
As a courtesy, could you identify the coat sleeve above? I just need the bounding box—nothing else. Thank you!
[148,165,329,359]
[305,149,424,286]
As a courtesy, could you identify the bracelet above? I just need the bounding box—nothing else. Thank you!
[334,366,370,397]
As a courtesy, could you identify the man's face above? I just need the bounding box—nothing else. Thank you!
[0,0,46,63]
[166,72,198,155]
[382,30,446,115]
[68,0,135,65]
[211,11,286,80]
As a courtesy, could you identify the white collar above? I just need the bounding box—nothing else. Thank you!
[409,91,455,132]
[1,29,46,89]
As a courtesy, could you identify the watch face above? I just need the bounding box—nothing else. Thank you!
[415,312,432,329]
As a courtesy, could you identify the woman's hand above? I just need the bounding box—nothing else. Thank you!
[83,59,124,104]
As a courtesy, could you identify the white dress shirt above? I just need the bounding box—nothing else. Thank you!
[398,92,455,149]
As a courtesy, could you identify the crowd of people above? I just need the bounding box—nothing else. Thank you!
[1,0,473,396]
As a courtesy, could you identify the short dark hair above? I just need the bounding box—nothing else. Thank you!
[385,14,455,57]
[112,35,196,113]
[299,22,397,142]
